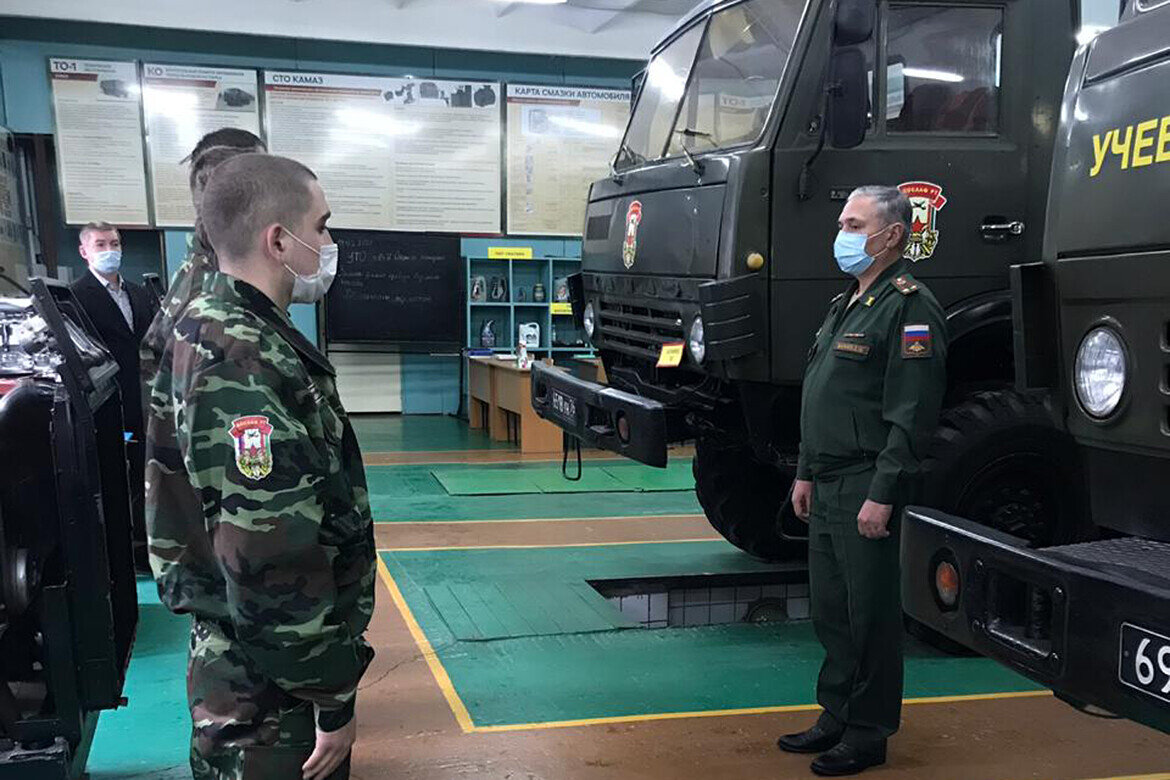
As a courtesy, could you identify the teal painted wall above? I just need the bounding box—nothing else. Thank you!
[0,17,638,410]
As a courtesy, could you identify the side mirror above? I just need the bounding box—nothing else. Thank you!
[835,0,876,45]
[827,48,868,149]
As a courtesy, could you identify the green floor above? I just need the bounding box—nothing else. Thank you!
[88,579,192,779]
[367,460,702,521]
[382,541,1041,729]
[87,414,1038,776]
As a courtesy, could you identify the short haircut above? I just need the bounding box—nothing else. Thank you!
[849,185,912,250]
[79,221,118,243]
[189,145,254,202]
[181,127,265,164]
[201,154,319,261]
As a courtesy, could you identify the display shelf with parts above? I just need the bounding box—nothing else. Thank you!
[462,237,592,355]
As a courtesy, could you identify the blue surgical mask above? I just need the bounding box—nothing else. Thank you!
[833,226,891,277]
[91,249,122,275]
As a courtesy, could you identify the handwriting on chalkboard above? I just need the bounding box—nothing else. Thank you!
[325,231,463,346]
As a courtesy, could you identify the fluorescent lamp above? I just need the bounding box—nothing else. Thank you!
[902,67,964,83]
[548,114,622,138]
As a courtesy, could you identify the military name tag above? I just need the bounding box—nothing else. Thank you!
[833,341,870,356]
[902,324,933,358]
[657,342,685,368]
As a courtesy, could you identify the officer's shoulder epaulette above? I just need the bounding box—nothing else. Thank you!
[892,276,920,296]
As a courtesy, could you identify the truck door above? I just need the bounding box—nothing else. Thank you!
[770,0,1072,382]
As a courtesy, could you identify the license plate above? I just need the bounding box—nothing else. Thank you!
[549,389,578,425]
[1118,622,1170,705]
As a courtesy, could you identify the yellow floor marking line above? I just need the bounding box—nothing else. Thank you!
[376,513,708,525]
[470,690,1053,733]
[378,552,1052,736]
[376,556,476,734]
[379,537,722,553]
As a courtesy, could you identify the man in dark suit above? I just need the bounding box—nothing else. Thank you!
[70,221,159,570]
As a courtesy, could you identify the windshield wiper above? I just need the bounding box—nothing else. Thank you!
[673,128,713,175]
[610,142,644,181]
[675,127,717,148]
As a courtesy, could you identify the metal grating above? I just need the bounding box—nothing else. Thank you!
[597,298,687,360]
[1048,537,1170,583]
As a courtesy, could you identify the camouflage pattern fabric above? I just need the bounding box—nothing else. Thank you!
[144,271,374,776]
[139,235,216,397]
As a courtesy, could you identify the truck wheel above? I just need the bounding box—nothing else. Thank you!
[921,390,1092,547]
[692,437,806,561]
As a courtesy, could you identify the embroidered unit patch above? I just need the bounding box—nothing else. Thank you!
[902,324,932,358]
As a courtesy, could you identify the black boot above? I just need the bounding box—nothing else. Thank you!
[776,722,844,754]
[810,741,887,776]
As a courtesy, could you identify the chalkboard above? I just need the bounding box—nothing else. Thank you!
[325,231,463,349]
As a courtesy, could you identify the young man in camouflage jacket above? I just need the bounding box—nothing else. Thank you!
[144,152,374,780]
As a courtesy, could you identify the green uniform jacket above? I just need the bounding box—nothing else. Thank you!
[145,272,375,731]
[796,260,948,505]
[140,237,217,399]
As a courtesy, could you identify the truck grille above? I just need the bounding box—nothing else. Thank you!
[597,298,687,361]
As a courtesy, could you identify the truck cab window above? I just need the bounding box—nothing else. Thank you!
[667,0,805,157]
[885,6,1004,134]
[617,23,705,170]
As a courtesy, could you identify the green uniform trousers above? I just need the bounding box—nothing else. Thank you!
[808,469,903,744]
[187,619,351,780]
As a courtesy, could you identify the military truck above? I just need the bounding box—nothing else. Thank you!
[901,0,1170,734]
[533,0,1085,559]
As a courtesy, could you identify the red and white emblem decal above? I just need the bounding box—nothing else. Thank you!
[623,200,643,269]
[229,415,274,481]
[898,181,948,263]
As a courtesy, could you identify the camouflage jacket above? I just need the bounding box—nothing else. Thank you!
[145,271,375,730]
[140,235,217,392]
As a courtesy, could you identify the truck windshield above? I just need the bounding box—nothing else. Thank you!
[618,0,806,170]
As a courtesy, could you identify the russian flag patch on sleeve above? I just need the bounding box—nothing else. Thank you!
[902,324,932,358]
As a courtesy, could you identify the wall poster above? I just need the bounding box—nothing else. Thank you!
[143,64,262,227]
[0,126,29,292]
[49,58,150,226]
[506,85,630,236]
[263,71,502,233]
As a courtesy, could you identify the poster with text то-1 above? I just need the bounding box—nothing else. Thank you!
[49,58,150,226]
[506,85,630,237]
[143,64,262,228]
[263,71,502,233]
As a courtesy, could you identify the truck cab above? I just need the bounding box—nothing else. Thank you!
[901,0,1170,733]
[534,0,1079,559]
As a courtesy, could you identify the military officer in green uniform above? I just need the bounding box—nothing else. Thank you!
[145,153,373,780]
[777,186,948,776]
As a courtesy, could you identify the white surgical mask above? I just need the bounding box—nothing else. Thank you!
[91,249,122,275]
[281,227,338,304]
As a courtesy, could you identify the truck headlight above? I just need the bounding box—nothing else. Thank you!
[1074,326,1126,419]
[583,302,596,339]
[688,316,706,364]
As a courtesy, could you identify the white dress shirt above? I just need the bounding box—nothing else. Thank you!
[91,267,134,329]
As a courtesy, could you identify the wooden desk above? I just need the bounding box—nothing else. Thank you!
[467,357,563,454]
[575,356,607,385]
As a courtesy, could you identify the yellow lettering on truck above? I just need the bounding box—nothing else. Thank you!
[1112,125,1134,170]
[1132,119,1158,167]
[1091,130,1114,177]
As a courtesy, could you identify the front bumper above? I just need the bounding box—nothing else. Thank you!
[530,362,668,467]
[902,507,1170,734]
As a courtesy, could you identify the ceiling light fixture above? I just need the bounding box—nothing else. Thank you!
[902,67,964,83]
